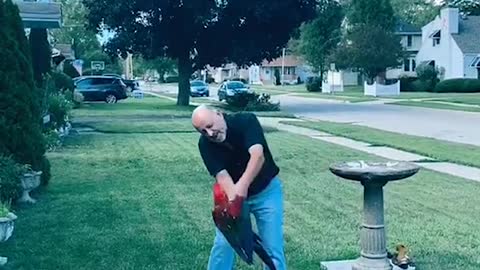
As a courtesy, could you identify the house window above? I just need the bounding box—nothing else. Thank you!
[469,56,480,68]
[404,59,410,72]
[404,58,416,72]
[431,30,441,47]
[407,35,412,47]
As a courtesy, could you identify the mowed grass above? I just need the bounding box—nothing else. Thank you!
[72,96,196,118]
[2,96,480,269]
[280,120,480,168]
[390,100,480,113]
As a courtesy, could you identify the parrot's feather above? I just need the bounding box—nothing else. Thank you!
[211,183,276,270]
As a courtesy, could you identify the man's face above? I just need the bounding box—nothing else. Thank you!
[193,110,227,143]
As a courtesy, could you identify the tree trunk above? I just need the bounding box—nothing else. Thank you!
[177,53,192,106]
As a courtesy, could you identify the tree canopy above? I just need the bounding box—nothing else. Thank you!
[83,0,317,105]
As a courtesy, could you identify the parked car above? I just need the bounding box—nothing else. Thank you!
[218,80,252,102]
[102,73,140,92]
[190,80,209,97]
[74,76,128,103]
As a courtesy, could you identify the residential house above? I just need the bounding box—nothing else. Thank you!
[15,0,62,29]
[259,55,314,85]
[386,21,423,79]
[416,7,480,79]
[208,63,249,83]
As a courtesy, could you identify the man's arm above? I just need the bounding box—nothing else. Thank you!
[235,144,265,197]
[216,170,237,200]
[235,114,267,197]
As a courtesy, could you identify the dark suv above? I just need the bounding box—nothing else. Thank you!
[74,76,128,103]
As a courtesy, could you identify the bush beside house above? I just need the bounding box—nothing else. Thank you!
[434,79,480,93]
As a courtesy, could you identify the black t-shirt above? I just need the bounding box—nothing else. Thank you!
[198,112,280,197]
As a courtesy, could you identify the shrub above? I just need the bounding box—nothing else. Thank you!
[274,69,281,85]
[0,155,25,204]
[227,92,280,111]
[410,79,432,92]
[244,93,280,111]
[48,92,73,129]
[306,76,322,92]
[51,71,74,92]
[433,78,480,93]
[399,76,417,91]
[415,64,440,91]
[0,0,50,184]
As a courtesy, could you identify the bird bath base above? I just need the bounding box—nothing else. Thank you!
[321,160,419,270]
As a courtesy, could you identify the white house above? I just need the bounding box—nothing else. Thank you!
[386,21,423,79]
[416,7,480,79]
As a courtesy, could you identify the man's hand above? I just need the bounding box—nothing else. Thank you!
[234,181,249,198]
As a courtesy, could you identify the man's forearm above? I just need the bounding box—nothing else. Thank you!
[238,147,265,189]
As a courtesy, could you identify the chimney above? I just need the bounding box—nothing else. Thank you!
[441,7,459,34]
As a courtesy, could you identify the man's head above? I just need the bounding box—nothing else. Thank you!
[192,105,227,143]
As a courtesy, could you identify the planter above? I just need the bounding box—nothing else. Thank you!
[18,171,42,204]
[0,212,17,266]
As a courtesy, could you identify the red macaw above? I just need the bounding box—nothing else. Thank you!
[212,182,276,270]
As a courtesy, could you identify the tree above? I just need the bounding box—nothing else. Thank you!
[292,0,344,82]
[332,0,404,83]
[50,0,102,59]
[29,28,52,85]
[83,0,317,106]
[443,0,480,15]
[0,0,50,184]
[134,56,177,82]
[390,0,440,27]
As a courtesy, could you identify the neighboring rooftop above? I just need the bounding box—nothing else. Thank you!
[452,16,480,53]
[395,21,422,34]
[261,55,303,67]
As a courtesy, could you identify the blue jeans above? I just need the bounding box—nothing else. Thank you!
[207,176,286,270]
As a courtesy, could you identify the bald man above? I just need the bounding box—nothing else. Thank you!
[192,105,286,270]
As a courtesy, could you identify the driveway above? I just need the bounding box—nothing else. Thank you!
[274,95,480,146]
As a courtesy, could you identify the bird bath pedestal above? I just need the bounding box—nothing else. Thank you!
[321,160,419,270]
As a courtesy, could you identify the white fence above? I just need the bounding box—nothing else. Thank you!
[322,71,344,93]
[364,80,400,96]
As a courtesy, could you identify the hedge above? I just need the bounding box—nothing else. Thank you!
[433,78,480,93]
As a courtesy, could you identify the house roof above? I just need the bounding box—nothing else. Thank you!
[15,0,62,29]
[261,55,302,67]
[452,16,480,54]
[395,21,421,34]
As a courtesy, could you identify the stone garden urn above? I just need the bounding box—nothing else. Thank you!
[0,212,17,266]
[18,171,42,204]
[325,160,420,270]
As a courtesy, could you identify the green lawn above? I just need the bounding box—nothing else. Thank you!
[389,100,480,113]
[430,95,480,106]
[2,96,480,269]
[280,120,480,168]
[293,93,377,103]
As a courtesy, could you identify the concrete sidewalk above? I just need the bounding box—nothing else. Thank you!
[259,117,480,182]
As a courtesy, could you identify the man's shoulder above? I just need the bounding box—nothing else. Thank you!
[227,112,258,125]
